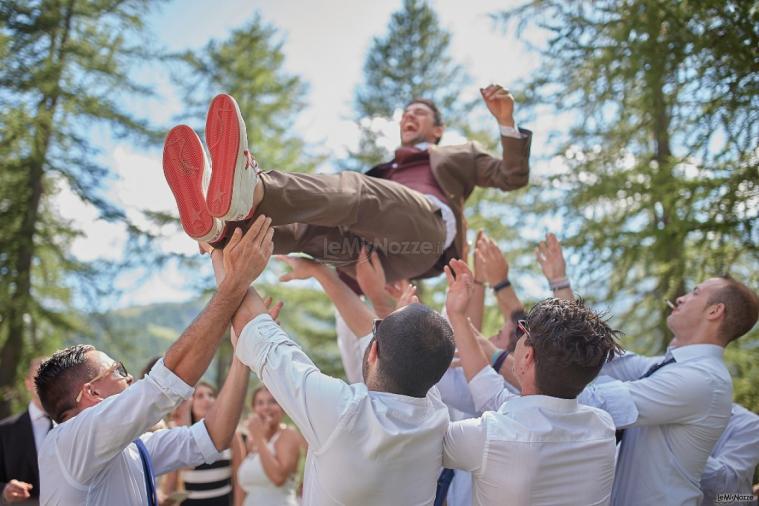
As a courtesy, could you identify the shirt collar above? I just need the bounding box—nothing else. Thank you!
[670,343,724,363]
[414,142,431,151]
[28,401,47,421]
[500,394,579,414]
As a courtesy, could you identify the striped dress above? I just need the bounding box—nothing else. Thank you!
[183,448,233,505]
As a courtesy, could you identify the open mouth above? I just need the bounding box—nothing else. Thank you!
[402,123,418,134]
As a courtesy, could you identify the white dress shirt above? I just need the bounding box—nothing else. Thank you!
[27,401,53,453]
[334,312,371,384]
[700,403,759,506]
[236,314,451,506]
[580,344,733,506]
[38,359,223,505]
[444,388,617,506]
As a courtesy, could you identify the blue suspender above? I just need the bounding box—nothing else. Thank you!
[133,438,158,506]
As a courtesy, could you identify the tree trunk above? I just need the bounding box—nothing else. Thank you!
[0,0,75,417]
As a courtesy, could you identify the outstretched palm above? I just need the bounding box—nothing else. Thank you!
[445,259,474,317]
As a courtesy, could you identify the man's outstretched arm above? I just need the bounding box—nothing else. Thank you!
[231,287,352,451]
[278,255,375,338]
[473,84,531,191]
[163,215,273,386]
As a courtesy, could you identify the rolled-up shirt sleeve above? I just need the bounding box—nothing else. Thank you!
[468,366,516,414]
[143,420,224,475]
[235,314,356,451]
[55,359,193,484]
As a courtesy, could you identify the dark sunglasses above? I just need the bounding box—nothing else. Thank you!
[516,319,531,341]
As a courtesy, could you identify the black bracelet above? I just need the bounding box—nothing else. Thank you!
[492,351,510,372]
[492,277,511,293]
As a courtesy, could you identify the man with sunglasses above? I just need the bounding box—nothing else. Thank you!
[34,216,274,505]
[442,259,622,505]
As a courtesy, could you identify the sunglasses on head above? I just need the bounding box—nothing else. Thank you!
[516,319,531,341]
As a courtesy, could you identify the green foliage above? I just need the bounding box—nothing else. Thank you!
[493,0,759,409]
[172,14,319,174]
[345,0,474,169]
[0,0,161,416]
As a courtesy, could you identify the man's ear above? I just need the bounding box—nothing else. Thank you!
[706,302,726,322]
[82,383,103,403]
[522,344,535,368]
[432,125,444,143]
[368,339,379,365]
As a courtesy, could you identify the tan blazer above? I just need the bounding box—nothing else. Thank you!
[369,129,532,260]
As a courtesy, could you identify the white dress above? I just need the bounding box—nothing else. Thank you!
[237,430,298,506]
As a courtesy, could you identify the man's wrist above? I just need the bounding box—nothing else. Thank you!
[218,276,249,298]
[447,311,469,323]
[492,277,511,293]
[548,277,571,291]
[498,122,521,139]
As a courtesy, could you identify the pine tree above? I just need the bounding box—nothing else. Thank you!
[346,0,473,168]
[494,1,758,350]
[171,15,345,378]
[173,15,318,174]
[0,0,159,417]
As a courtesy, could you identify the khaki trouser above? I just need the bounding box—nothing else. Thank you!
[252,170,446,282]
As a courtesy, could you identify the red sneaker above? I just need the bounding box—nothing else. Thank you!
[162,125,224,242]
[205,93,258,221]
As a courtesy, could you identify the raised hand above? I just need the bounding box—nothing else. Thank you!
[480,84,515,127]
[386,278,410,302]
[475,233,509,286]
[444,259,474,317]
[247,413,270,442]
[263,296,285,321]
[472,230,487,284]
[395,283,419,310]
[535,233,567,282]
[222,215,274,291]
[355,246,388,301]
[276,254,324,282]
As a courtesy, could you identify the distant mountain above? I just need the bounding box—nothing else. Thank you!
[71,286,346,385]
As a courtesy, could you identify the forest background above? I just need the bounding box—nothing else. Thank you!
[1,0,756,425]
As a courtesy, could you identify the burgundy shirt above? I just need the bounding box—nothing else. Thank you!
[372,147,450,206]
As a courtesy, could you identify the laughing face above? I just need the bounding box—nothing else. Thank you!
[400,102,444,146]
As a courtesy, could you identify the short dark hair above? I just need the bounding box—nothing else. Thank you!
[525,298,623,399]
[35,345,98,423]
[374,303,454,397]
[405,98,444,144]
[708,275,759,342]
